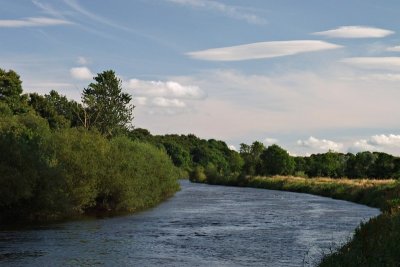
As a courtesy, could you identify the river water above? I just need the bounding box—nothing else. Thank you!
[0,180,379,267]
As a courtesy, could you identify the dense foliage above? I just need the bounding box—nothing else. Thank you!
[82,70,134,137]
[236,141,400,180]
[0,68,179,223]
[128,129,244,185]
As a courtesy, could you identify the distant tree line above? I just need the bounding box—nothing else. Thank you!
[0,68,179,223]
[128,132,400,184]
[239,142,400,179]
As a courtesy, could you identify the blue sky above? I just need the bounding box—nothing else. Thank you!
[2,0,400,155]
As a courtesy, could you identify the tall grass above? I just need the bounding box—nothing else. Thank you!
[239,176,400,266]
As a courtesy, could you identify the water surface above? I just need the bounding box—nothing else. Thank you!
[0,180,379,266]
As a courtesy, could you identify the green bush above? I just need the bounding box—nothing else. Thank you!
[0,113,180,223]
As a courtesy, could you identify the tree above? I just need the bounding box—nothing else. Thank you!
[307,151,346,178]
[260,144,295,176]
[82,70,134,137]
[0,68,27,113]
[240,141,265,175]
[345,151,377,178]
[28,91,82,130]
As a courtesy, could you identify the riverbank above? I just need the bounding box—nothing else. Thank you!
[196,176,400,266]
[246,176,398,211]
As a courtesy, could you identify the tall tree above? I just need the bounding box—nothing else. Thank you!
[240,141,265,175]
[0,68,27,113]
[82,70,134,136]
[260,144,295,176]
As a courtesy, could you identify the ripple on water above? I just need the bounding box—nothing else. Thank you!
[0,180,379,267]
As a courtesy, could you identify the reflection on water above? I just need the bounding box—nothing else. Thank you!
[0,180,379,267]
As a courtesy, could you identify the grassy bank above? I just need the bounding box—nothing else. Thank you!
[246,176,398,212]
[201,176,400,266]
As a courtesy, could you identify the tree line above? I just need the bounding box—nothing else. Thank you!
[0,68,179,223]
[128,132,400,186]
[238,141,400,179]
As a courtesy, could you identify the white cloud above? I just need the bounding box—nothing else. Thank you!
[187,40,342,61]
[348,134,400,154]
[387,46,400,52]
[228,145,237,151]
[369,134,400,147]
[341,57,400,70]
[134,96,148,106]
[167,0,267,25]
[70,67,94,80]
[126,78,206,114]
[77,56,89,65]
[0,17,72,27]
[127,79,205,99]
[151,97,186,108]
[313,26,394,38]
[297,136,343,152]
[264,138,278,145]
[348,140,377,153]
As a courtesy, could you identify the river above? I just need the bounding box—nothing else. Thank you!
[0,180,379,267]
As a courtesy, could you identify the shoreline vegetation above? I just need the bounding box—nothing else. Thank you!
[0,69,180,224]
[2,68,400,265]
[191,175,400,266]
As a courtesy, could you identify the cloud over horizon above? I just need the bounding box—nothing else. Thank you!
[297,136,343,152]
[349,134,400,154]
[127,78,205,114]
[70,67,94,80]
[313,26,394,38]
[127,79,206,99]
[187,40,342,61]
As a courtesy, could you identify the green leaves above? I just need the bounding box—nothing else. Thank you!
[82,70,134,137]
[0,68,28,114]
[260,144,295,176]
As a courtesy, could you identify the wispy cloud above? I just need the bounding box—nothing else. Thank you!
[64,0,179,49]
[313,26,394,38]
[64,0,129,31]
[70,67,94,80]
[0,17,72,27]
[32,0,65,18]
[341,57,400,70]
[297,136,343,152]
[387,45,400,52]
[167,0,267,25]
[187,40,342,61]
[76,56,89,65]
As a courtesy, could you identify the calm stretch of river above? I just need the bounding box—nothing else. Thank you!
[0,180,379,267]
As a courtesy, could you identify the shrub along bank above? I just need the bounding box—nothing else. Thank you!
[0,112,180,223]
[0,68,180,223]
